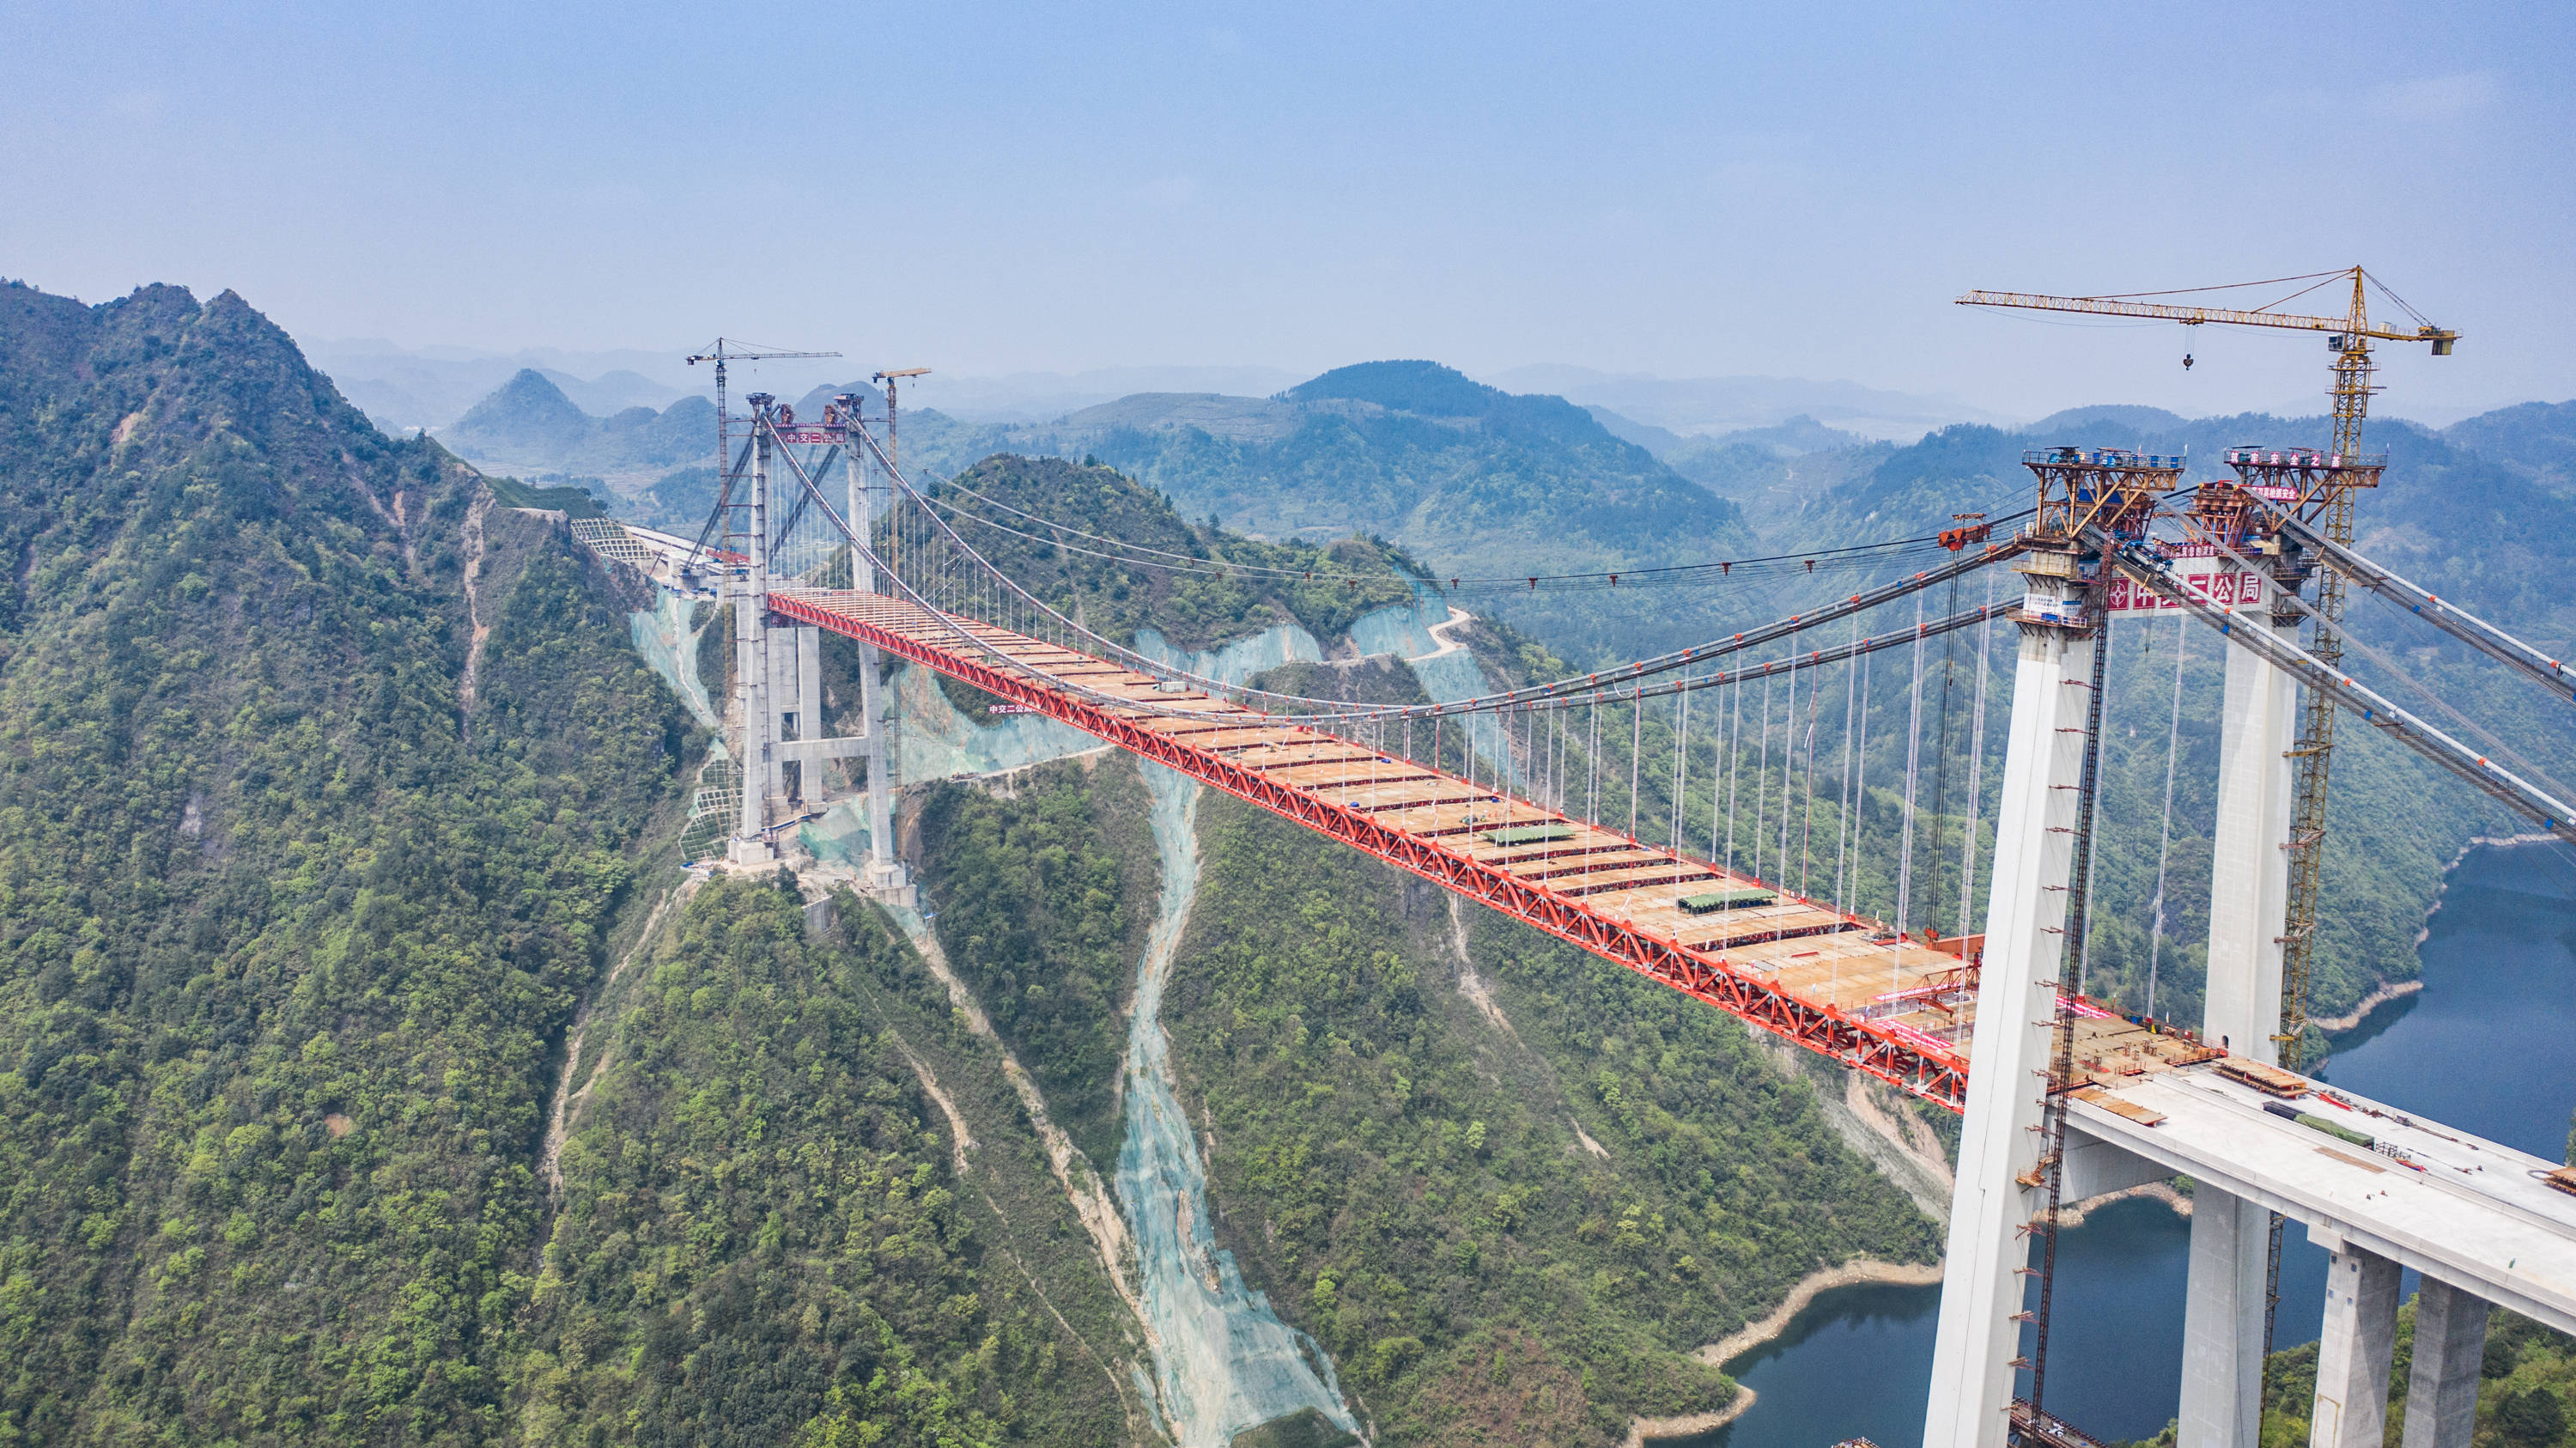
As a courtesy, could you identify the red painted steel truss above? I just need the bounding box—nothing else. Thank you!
[770,592,1971,1112]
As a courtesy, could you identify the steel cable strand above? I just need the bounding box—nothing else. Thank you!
[2195,519,2576,802]
[1835,613,1862,913]
[1957,570,1996,939]
[848,427,2030,723]
[927,465,1975,586]
[2146,610,2189,1018]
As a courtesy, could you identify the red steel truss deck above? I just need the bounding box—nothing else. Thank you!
[769,588,2200,1111]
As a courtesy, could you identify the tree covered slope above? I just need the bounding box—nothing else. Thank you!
[0,281,690,1438]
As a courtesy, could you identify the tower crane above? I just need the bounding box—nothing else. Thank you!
[1959,266,2458,1392]
[684,340,843,567]
[1959,268,2455,459]
[1956,265,2458,1068]
[688,338,844,484]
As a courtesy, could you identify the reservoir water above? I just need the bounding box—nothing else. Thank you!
[1684,839,2576,1448]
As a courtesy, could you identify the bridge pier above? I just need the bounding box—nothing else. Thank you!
[2179,585,2301,1448]
[1923,549,2097,1448]
[2403,1280,2490,1448]
[2309,1226,2402,1448]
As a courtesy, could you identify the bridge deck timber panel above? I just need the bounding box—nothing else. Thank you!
[770,587,2206,1111]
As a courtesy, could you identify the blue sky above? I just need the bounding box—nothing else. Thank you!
[4,1,2569,419]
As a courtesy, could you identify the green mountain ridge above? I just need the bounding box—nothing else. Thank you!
[0,282,1143,1445]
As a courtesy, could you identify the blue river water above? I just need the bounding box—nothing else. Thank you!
[1678,839,2576,1448]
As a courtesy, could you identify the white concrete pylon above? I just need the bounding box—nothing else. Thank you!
[848,426,904,893]
[2179,574,2300,1448]
[732,408,777,861]
[2204,574,2299,1063]
[1923,551,2097,1448]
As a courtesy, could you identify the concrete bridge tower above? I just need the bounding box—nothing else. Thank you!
[1922,538,2099,1448]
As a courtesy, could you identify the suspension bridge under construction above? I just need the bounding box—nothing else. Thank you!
[569,360,2576,1448]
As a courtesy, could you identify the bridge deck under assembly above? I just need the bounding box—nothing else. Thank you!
[768,586,2219,1110]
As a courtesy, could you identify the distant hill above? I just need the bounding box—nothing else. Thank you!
[2445,399,2576,496]
[300,337,700,432]
[894,360,1761,658]
[440,368,714,482]
[1477,363,2006,441]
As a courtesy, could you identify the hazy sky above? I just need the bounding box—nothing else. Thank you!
[6,2,2570,420]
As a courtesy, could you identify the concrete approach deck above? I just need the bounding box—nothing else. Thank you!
[2067,1064,2576,1335]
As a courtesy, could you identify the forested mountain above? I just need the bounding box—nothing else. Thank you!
[0,284,1137,1445]
[906,361,1750,572]
[0,281,677,1436]
[9,275,2558,1444]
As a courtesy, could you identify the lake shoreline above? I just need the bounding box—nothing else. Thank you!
[1622,1258,1948,1445]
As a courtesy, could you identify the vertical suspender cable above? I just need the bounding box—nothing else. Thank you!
[1959,571,1996,937]
[1801,672,1823,900]
[2146,609,2189,1018]
[1672,684,1690,849]
[1852,648,1873,918]
[1777,656,1798,885]
[1630,689,1643,842]
[1556,705,1567,814]
[1589,698,1600,825]
[1896,593,1928,948]
[1753,672,1773,882]
[1837,615,1862,911]
[1927,569,1964,934]
[1719,670,1741,873]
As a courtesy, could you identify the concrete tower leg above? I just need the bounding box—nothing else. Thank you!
[2202,600,2300,1062]
[2178,595,2300,1448]
[732,409,777,862]
[1923,555,2097,1448]
[2310,1232,2401,1448]
[846,424,906,897]
[2402,1281,2490,1448]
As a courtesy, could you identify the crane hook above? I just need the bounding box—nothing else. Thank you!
[2183,352,2196,371]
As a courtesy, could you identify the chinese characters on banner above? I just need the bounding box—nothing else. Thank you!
[2104,569,2265,613]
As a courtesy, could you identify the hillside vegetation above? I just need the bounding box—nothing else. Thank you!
[0,282,1139,1445]
[0,282,689,1439]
